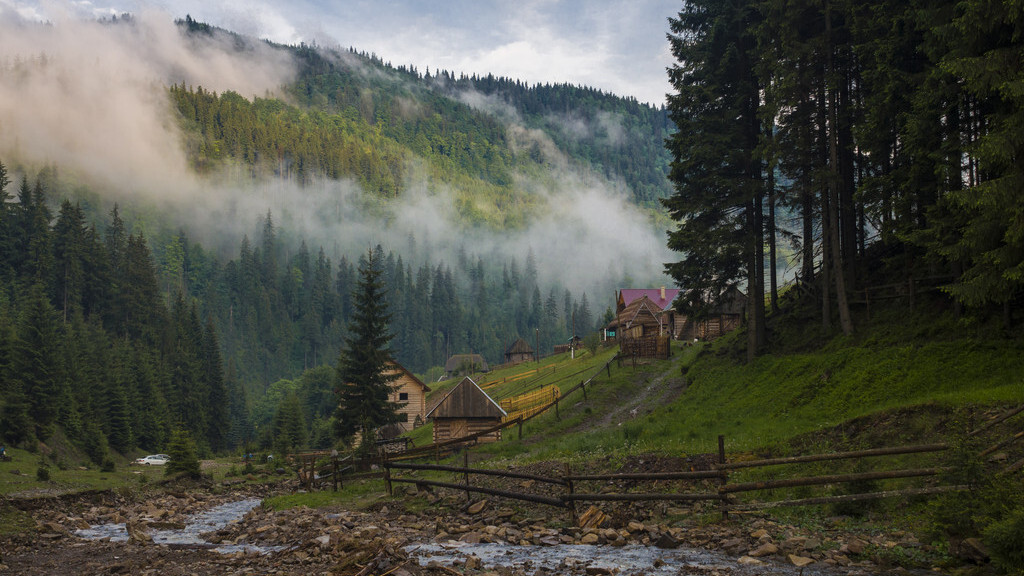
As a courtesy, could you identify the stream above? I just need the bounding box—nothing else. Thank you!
[74,498,282,554]
[406,541,846,576]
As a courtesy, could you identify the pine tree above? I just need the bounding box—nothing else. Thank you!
[333,249,401,449]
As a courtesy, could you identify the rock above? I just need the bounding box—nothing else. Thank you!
[720,537,747,554]
[737,556,763,565]
[803,537,821,550]
[460,532,483,544]
[126,520,152,544]
[466,500,487,515]
[580,533,600,545]
[585,567,613,575]
[955,538,989,563]
[627,521,645,533]
[749,528,769,539]
[655,533,682,549]
[843,538,868,555]
[788,554,815,567]
[748,543,778,557]
[465,555,482,570]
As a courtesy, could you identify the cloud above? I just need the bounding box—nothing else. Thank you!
[0,5,295,203]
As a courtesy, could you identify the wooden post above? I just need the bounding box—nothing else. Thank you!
[463,450,471,503]
[555,397,560,420]
[518,418,523,440]
[333,455,339,492]
[909,277,915,311]
[718,435,728,520]
[564,462,576,524]
[581,380,587,400]
[606,362,611,377]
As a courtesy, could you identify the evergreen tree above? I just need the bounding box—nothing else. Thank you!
[663,0,767,359]
[12,283,62,440]
[333,248,401,449]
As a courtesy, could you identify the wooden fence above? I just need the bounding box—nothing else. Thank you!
[501,385,561,423]
[380,401,1024,519]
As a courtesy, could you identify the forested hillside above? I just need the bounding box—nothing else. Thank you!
[0,16,664,459]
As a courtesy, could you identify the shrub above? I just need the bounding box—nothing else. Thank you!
[35,465,50,482]
[984,507,1024,575]
[100,459,115,473]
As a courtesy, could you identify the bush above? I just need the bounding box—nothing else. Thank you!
[984,507,1024,575]
[35,465,50,482]
[100,459,115,473]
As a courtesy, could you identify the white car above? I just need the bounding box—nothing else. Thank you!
[133,454,170,465]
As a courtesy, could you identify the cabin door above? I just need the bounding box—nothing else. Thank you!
[451,419,468,439]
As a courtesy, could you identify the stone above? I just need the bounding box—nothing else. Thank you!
[459,532,483,544]
[749,528,769,539]
[720,537,746,554]
[656,533,682,549]
[585,567,613,575]
[580,533,600,545]
[955,538,989,563]
[627,521,645,533]
[465,555,483,570]
[843,538,868,555]
[737,556,763,565]
[748,543,778,557]
[466,500,487,515]
[788,554,815,567]
[803,537,821,550]
[126,520,153,544]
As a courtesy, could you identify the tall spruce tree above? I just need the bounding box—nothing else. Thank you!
[663,0,766,359]
[333,248,401,449]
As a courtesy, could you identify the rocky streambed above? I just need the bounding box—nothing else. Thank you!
[0,480,945,576]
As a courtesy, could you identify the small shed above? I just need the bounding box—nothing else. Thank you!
[504,338,535,365]
[444,353,490,379]
[426,377,506,444]
[674,286,747,341]
[387,362,431,432]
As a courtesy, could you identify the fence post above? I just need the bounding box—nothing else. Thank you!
[555,397,560,420]
[463,450,471,503]
[383,455,393,497]
[518,417,523,440]
[564,462,576,524]
[333,454,339,492]
[718,435,728,520]
[581,380,587,400]
[606,361,611,377]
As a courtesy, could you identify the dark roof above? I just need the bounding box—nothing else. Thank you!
[444,354,489,373]
[426,377,506,419]
[710,286,747,315]
[619,288,679,311]
[505,338,534,355]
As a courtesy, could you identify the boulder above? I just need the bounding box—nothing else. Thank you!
[748,543,778,557]
[788,554,815,567]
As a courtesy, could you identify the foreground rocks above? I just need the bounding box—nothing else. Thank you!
[1,480,948,576]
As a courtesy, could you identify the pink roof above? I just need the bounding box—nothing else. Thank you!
[619,288,679,311]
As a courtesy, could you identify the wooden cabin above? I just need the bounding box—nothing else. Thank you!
[387,362,432,432]
[616,287,679,314]
[426,377,506,444]
[673,286,747,341]
[504,338,535,364]
[611,295,672,358]
[444,353,489,379]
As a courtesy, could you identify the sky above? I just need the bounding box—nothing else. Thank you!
[0,0,679,106]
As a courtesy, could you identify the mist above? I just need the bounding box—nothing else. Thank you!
[0,6,674,304]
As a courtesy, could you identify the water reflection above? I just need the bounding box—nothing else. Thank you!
[408,541,838,576]
[75,498,281,554]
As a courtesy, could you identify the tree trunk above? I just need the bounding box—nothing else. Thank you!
[826,0,853,336]
[768,166,778,314]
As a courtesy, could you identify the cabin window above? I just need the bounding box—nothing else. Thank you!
[399,392,409,401]
[399,413,409,422]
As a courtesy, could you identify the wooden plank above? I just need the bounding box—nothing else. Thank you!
[720,467,950,494]
[717,444,949,470]
[387,462,567,486]
[389,477,566,508]
[731,485,969,510]
[566,470,725,482]
[563,492,723,503]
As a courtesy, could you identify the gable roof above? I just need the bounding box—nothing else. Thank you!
[426,377,507,419]
[505,337,534,355]
[619,288,679,311]
[619,294,666,330]
[389,361,431,393]
[444,353,489,373]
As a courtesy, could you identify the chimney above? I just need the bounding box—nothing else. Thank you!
[660,286,666,301]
